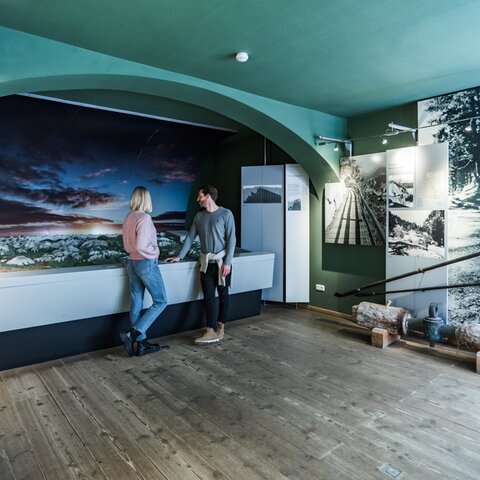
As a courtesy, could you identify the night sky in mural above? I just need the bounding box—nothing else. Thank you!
[0,95,232,236]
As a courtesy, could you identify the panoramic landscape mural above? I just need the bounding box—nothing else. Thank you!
[0,95,231,271]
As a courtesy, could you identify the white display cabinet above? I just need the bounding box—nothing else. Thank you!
[241,164,310,303]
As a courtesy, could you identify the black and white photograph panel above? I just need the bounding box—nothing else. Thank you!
[243,185,282,204]
[418,86,480,324]
[324,182,346,243]
[325,154,386,246]
[388,209,445,258]
[418,86,480,209]
[388,149,414,208]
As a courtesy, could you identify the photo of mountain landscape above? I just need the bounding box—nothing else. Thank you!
[0,95,231,271]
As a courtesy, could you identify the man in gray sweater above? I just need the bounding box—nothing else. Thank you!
[166,185,236,344]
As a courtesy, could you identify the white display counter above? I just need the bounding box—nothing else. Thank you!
[0,250,275,333]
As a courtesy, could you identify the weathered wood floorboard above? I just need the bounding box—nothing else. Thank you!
[1,306,479,479]
[175,321,475,479]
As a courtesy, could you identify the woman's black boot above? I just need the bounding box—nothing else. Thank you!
[119,328,140,357]
[136,339,161,356]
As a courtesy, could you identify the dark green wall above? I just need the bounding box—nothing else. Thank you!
[311,102,418,313]
[192,102,419,315]
[46,89,418,315]
[187,135,294,241]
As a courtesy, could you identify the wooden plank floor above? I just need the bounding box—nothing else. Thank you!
[1,306,479,480]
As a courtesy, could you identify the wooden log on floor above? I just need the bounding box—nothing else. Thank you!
[353,301,410,335]
[457,324,480,352]
[371,327,401,349]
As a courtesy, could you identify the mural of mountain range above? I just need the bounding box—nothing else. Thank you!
[0,232,201,272]
[0,94,232,270]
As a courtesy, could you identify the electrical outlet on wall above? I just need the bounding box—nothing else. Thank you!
[315,284,325,292]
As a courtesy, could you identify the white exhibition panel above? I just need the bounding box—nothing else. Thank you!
[386,143,449,320]
[241,165,284,302]
[0,251,274,333]
[285,164,310,302]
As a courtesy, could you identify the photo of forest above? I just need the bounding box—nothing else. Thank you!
[388,210,445,258]
[419,86,480,324]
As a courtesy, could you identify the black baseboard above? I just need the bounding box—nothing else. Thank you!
[0,290,261,371]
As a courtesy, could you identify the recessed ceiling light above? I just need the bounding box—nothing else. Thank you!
[236,52,249,62]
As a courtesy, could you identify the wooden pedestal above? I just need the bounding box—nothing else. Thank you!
[371,327,400,349]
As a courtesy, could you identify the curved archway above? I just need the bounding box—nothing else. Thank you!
[1,73,341,183]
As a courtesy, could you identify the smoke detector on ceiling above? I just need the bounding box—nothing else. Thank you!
[235,52,249,62]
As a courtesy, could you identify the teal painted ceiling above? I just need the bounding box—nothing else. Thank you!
[2,0,480,117]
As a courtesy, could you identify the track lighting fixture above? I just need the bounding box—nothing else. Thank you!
[320,116,480,152]
[317,135,352,155]
[387,122,418,141]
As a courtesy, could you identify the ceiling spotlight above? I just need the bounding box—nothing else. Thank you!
[465,120,473,132]
[317,135,353,155]
[235,52,249,62]
[381,137,388,145]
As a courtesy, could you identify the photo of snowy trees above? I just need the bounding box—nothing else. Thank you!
[388,209,445,258]
[419,86,480,324]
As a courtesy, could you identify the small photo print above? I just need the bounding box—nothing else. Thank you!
[388,150,414,208]
[388,174,414,208]
[243,185,282,203]
[287,183,302,210]
[388,209,445,258]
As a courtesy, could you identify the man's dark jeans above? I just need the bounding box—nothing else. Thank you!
[200,262,231,331]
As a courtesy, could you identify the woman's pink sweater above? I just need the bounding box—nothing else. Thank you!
[122,210,159,260]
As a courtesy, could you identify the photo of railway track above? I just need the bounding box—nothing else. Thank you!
[324,154,386,246]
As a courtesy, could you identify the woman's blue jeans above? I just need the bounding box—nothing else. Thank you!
[127,259,167,340]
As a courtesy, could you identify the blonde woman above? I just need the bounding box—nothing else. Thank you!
[120,186,169,356]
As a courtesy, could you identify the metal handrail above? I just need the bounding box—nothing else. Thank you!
[354,281,480,297]
[333,250,480,298]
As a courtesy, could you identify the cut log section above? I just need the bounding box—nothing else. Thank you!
[352,301,410,335]
[456,324,480,352]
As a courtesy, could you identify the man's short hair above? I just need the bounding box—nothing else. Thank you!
[199,184,218,202]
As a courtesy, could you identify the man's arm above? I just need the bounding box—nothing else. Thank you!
[221,210,236,276]
[165,219,198,262]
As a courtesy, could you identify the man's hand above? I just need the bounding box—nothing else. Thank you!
[165,256,181,263]
[221,264,231,277]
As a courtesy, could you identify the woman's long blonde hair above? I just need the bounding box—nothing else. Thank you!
[130,186,153,213]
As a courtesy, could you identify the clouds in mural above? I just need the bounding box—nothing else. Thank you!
[0,95,231,237]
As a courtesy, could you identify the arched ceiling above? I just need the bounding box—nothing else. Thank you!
[2,0,480,117]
